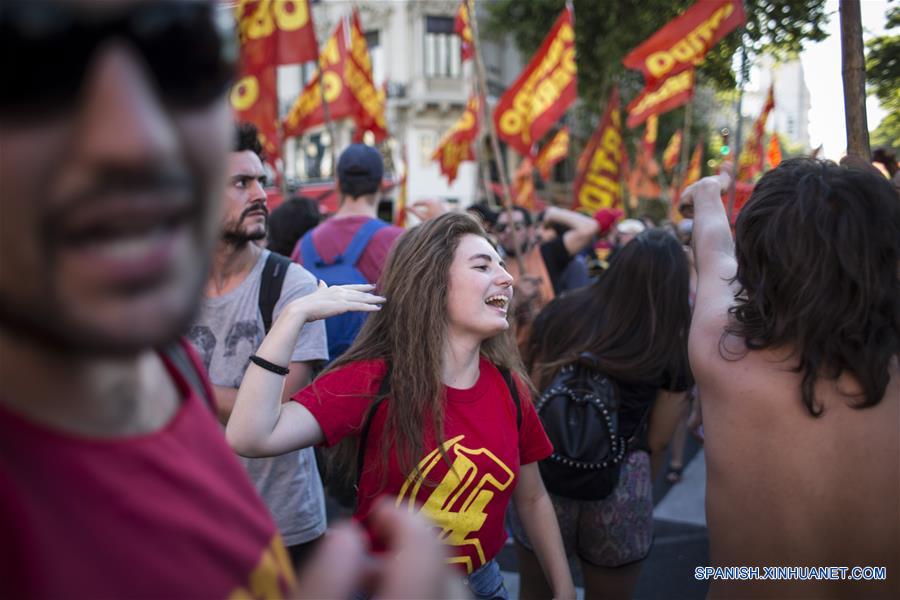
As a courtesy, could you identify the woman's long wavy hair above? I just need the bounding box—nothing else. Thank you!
[526,228,692,391]
[322,213,526,488]
[727,158,900,415]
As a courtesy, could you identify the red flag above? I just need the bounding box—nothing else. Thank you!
[629,123,662,201]
[230,66,280,162]
[737,84,775,181]
[766,134,782,169]
[534,128,570,180]
[283,18,357,138]
[348,10,388,142]
[622,0,744,90]
[662,129,683,172]
[455,0,475,62]
[494,7,577,156]
[626,69,694,128]
[431,95,481,184]
[573,87,624,212]
[643,115,659,157]
[512,158,537,210]
[670,141,703,222]
[236,0,318,70]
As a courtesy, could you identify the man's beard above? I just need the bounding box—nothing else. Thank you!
[222,205,268,248]
[222,226,266,248]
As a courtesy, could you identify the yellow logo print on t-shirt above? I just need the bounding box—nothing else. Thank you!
[396,435,515,574]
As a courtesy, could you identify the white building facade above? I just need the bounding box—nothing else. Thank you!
[273,0,525,213]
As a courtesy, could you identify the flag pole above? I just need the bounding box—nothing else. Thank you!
[465,0,526,275]
[675,98,693,195]
[469,70,497,208]
[726,41,747,221]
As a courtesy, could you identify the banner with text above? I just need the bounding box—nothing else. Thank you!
[535,127,570,180]
[494,7,577,157]
[622,0,744,89]
[573,87,624,213]
[626,69,694,128]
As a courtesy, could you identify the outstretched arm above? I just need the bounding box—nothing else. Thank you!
[679,174,739,365]
[226,283,384,457]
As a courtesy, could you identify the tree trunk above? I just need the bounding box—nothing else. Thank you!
[839,0,870,160]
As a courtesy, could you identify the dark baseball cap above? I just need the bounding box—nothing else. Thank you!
[337,144,383,194]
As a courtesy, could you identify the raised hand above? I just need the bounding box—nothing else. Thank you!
[679,172,731,219]
[285,281,385,322]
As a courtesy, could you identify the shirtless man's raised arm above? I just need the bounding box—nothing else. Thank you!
[681,161,899,599]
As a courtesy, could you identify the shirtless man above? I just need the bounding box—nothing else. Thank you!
[682,159,899,598]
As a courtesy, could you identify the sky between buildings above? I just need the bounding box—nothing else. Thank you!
[801,0,891,159]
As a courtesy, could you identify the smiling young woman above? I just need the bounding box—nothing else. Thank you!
[226,213,575,599]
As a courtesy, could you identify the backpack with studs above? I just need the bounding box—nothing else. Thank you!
[535,352,648,501]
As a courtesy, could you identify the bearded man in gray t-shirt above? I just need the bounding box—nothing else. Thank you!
[188,124,327,567]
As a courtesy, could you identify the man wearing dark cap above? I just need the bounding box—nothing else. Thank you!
[291,144,403,358]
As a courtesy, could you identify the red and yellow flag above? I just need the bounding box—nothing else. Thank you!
[236,0,318,70]
[670,141,703,221]
[282,17,357,138]
[629,124,662,202]
[622,0,744,90]
[766,133,782,169]
[643,114,659,157]
[455,0,475,62]
[348,10,388,142]
[573,87,624,212]
[683,141,703,187]
[232,0,318,161]
[512,157,537,210]
[737,84,775,181]
[230,67,280,160]
[432,95,481,185]
[534,127,569,180]
[662,129,683,172]
[626,69,694,128]
[494,7,577,156]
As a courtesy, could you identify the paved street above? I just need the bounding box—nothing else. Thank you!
[496,438,709,600]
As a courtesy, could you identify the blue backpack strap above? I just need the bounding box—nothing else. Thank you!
[342,219,389,268]
[299,230,325,268]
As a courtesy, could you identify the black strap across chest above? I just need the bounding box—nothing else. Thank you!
[354,363,522,490]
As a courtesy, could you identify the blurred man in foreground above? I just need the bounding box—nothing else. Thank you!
[0,2,459,598]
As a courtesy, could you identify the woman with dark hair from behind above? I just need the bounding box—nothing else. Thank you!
[266,195,321,257]
[509,228,693,600]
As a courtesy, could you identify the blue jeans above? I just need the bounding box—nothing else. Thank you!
[465,559,508,600]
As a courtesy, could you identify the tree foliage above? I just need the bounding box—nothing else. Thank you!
[485,0,830,116]
[866,5,899,151]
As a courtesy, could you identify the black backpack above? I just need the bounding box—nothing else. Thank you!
[535,353,646,501]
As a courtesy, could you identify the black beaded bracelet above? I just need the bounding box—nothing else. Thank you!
[249,354,290,376]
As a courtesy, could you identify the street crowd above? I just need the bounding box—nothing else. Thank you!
[1,2,898,599]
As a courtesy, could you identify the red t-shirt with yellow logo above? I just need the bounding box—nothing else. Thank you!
[296,357,552,575]
[0,341,295,599]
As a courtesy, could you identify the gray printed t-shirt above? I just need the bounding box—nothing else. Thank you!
[187,249,328,546]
